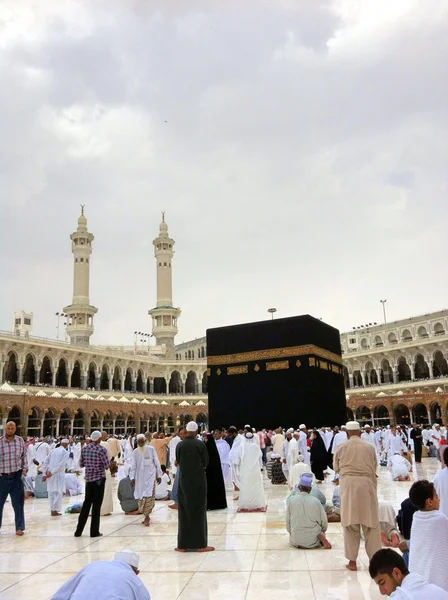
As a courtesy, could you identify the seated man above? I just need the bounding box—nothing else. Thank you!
[286,473,331,549]
[378,501,400,548]
[369,548,448,599]
[64,473,82,497]
[117,474,140,515]
[50,551,150,600]
[289,455,308,489]
[409,480,448,592]
[388,452,412,481]
[155,465,171,501]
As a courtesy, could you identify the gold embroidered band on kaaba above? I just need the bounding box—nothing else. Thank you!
[208,344,343,367]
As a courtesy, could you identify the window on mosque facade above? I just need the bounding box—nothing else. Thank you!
[24,318,31,325]
[15,318,21,325]
[349,338,356,344]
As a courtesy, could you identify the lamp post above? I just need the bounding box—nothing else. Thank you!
[267,308,277,320]
[55,312,67,341]
[380,300,387,324]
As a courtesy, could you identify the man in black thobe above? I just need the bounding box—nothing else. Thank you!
[409,423,423,463]
[175,421,214,553]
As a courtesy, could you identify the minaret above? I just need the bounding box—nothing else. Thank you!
[148,213,181,357]
[63,206,98,346]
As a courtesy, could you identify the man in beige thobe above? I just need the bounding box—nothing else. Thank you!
[334,420,381,572]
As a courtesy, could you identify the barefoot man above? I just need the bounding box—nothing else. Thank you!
[175,421,214,553]
[334,421,381,571]
[130,434,162,527]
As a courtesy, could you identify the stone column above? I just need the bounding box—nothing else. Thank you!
[35,364,41,386]
[149,379,154,394]
[135,417,141,435]
[52,370,57,388]
[142,379,147,394]
[198,379,203,394]
[361,371,366,387]
[56,418,60,437]
[410,364,415,381]
[146,419,150,432]
[109,377,113,392]
[18,367,23,386]
[1,417,7,435]
[428,360,434,379]
[121,379,125,393]
[124,419,128,433]
[81,373,87,390]
[164,378,169,395]
[132,377,137,393]
[393,367,399,384]
[40,418,45,438]
[375,369,381,384]
[70,419,74,436]
[67,367,73,389]
[100,418,104,431]
[112,419,116,436]
[95,376,101,390]
[349,374,354,388]
[84,413,91,435]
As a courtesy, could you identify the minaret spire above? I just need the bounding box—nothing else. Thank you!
[148,213,181,357]
[63,207,98,346]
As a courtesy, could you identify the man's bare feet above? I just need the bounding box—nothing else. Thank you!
[346,561,357,571]
[175,547,187,552]
[390,533,400,548]
[197,546,215,552]
[168,503,178,510]
[16,530,24,536]
[125,510,141,515]
[318,533,332,549]
[381,530,393,547]
[143,516,150,527]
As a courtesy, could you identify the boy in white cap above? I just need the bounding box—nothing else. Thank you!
[50,551,150,599]
[41,439,69,516]
[334,421,381,572]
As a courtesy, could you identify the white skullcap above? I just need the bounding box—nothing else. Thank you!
[341,425,347,430]
[136,434,146,440]
[293,431,300,437]
[91,431,102,442]
[245,432,254,439]
[186,421,198,432]
[346,421,361,431]
[60,439,69,444]
[114,551,139,568]
[287,428,294,434]
[299,424,306,430]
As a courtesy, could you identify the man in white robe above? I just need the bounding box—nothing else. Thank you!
[388,453,412,481]
[130,433,162,526]
[64,473,83,496]
[237,433,266,512]
[169,430,181,476]
[369,548,448,600]
[289,455,310,489]
[298,425,310,467]
[214,431,232,490]
[272,428,285,455]
[229,432,245,491]
[27,439,39,478]
[433,447,448,517]
[281,430,293,478]
[100,431,114,516]
[361,426,376,448]
[287,432,300,487]
[386,426,407,458]
[50,550,151,600]
[431,425,443,450]
[35,438,51,467]
[332,426,348,455]
[41,439,69,516]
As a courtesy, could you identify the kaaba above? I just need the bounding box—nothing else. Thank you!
[207,315,346,430]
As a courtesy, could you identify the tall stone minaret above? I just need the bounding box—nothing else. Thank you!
[63,206,98,346]
[148,213,181,357]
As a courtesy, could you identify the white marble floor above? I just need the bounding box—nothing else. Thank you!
[0,458,440,600]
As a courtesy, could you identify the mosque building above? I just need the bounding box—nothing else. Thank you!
[1,209,447,436]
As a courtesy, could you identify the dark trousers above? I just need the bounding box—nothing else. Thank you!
[75,478,105,537]
[414,441,422,462]
[0,470,25,532]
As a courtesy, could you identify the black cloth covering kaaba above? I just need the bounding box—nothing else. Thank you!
[207,315,346,430]
[204,434,227,510]
[176,437,209,550]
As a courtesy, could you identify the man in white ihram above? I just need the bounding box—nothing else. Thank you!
[168,429,181,477]
[41,439,70,517]
[130,433,162,527]
[298,425,310,467]
[50,550,150,600]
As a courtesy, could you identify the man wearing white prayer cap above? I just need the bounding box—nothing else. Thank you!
[49,551,151,599]
[334,420,381,572]
[41,439,69,517]
[298,425,310,467]
[130,433,162,527]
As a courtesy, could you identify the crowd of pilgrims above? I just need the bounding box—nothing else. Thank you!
[6,421,448,598]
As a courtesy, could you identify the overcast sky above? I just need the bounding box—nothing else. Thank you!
[1,0,447,347]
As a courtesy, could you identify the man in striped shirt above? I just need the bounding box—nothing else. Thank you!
[0,421,27,536]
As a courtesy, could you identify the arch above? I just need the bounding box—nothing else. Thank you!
[201,347,205,358]
[7,405,21,430]
[387,332,397,344]
[136,370,144,393]
[430,402,442,425]
[127,412,136,433]
[3,350,19,384]
[43,408,57,437]
[71,360,82,388]
[169,371,182,394]
[401,328,412,341]
[23,353,37,385]
[185,371,198,394]
[91,410,101,430]
[417,325,428,339]
[191,350,195,360]
[360,338,368,349]
[115,413,125,435]
[412,403,428,425]
[112,365,122,392]
[103,410,114,434]
[100,364,110,391]
[124,367,133,393]
[414,354,429,380]
[56,357,69,387]
[346,407,354,421]
[374,335,383,347]
[352,370,362,387]
[365,362,378,385]
[60,409,72,436]
[373,405,390,425]
[343,366,350,388]
[380,359,394,384]
[73,409,85,434]
[39,355,53,385]
[397,357,411,382]
[27,406,41,435]
[202,371,208,394]
[87,362,97,389]
[394,404,410,424]
[433,350,448,377]
[355,406,372,424]
[154,377,167,394]
[434,322,445,335]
